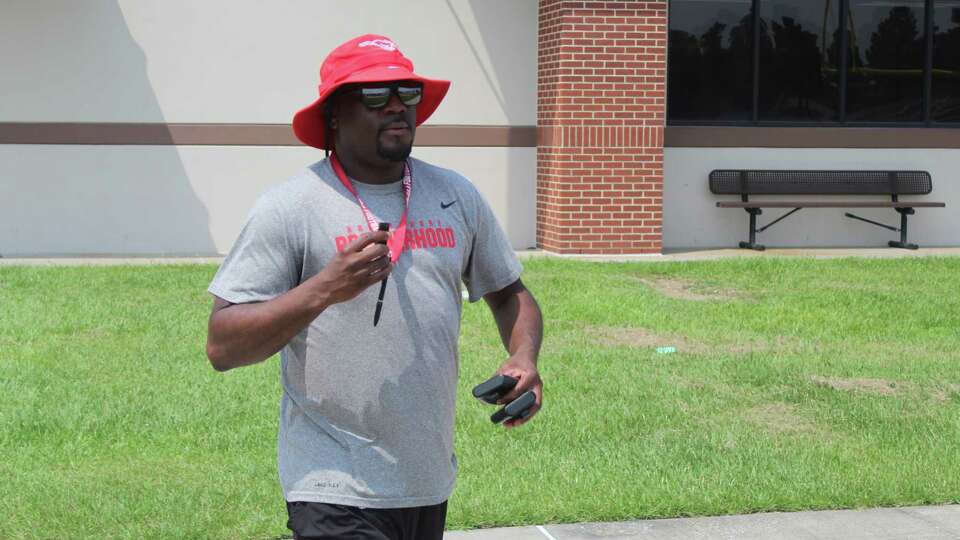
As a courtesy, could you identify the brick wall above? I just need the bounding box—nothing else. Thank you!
[537,0,667,254]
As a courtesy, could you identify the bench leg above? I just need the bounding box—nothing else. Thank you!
[888,208,918,250]
[738,209,765,251]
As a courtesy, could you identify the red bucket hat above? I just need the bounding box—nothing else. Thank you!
[292,34,451,150]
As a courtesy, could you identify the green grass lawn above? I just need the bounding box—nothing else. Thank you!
[1,257,959,539]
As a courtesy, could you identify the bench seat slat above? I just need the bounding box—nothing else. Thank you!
[716,201,945,208]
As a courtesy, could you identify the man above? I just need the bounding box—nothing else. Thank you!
[205,34,543,540]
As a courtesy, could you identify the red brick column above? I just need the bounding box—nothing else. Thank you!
[537,1,667,254]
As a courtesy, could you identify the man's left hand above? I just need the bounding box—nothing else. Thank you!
[495,353,542,428]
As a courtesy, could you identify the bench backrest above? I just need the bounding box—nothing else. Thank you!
[709,170,932,196]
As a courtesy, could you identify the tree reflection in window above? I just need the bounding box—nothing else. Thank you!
[846,1,925,122]
[668,1,754,121]
[758,0,839,121]
[932,4,960,121]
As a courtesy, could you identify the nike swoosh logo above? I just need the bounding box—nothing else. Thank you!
[441,200,457,209]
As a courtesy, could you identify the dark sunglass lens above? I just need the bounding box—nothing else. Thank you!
[396,87,423,106]
[360,87,391,108]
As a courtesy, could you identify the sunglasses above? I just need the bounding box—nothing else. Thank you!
[342,83,423,109]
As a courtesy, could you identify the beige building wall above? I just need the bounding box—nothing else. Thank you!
[0,145,535,256]
[0,0,538,256]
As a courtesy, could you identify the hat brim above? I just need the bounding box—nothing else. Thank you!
[292,65,450,150]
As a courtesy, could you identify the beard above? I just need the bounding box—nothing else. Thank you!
[376,137,413,162]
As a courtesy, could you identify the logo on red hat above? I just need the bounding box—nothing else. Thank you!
[358,39,397,52]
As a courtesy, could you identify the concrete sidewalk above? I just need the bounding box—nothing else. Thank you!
[444,505,960,539]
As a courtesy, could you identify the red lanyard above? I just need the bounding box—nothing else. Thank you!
[330,153,411,263]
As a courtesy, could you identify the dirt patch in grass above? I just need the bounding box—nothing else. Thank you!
[589,325,803,356]
[810,375,906,396]
[74,327,111,341]
[745,402,820,435]
[639,277,742,302]
[929,384,960,403]
[591,326,708,353]
[726,335,808,355]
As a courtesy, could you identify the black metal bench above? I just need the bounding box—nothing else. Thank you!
[710,170,946,251]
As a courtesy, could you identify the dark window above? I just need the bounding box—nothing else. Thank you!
[932,3,960,121]
[668,0,754,121]
[758,0,840,121]
[667,0,958,126]
[845,1,925,122]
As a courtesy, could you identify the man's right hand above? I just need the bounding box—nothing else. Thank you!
[310,230,393,307]
[206,230,394,371]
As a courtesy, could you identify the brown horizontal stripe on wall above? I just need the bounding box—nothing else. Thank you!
[665,127,960,149]
[0,123,537,147]
[418,125,536,147]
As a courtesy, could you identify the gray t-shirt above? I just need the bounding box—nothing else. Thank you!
[208,157,522,508]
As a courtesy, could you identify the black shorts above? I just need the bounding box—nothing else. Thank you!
[285,500,447,540]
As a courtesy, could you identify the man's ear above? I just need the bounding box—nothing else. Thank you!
[324,101,338,130]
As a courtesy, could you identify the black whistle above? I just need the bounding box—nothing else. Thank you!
[373,222,390,326]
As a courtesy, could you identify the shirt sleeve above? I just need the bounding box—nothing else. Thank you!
[208,190,301,304]
[461,185,523,303]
